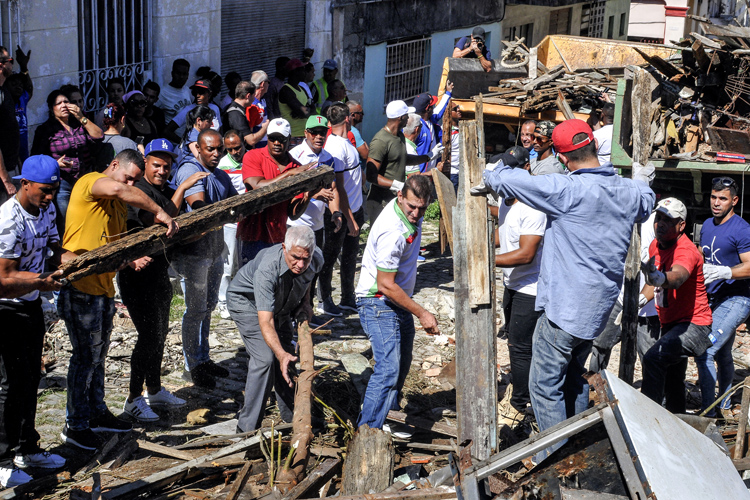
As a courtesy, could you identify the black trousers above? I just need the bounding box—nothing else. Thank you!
[0,299,44,464]
[119,268,172,395]
[503,288,541,412]
[319,207,365,302]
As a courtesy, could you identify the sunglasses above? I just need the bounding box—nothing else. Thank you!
[713,177,737,189]
[268,135,289,144]
[0,57,13,64]
[451,106,460,112]
[306,129,328,137]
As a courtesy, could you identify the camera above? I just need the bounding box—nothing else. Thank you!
[475,40,485,50]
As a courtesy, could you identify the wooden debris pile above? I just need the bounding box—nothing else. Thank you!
[628,25,750,162]
[481,64,618,115]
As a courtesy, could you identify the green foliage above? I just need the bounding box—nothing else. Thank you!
[424,201,440,221]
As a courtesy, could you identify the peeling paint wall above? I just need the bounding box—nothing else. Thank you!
[306,0,333,79]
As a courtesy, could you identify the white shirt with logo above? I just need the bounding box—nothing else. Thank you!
[288,141,336,230]
[156,85,193,124]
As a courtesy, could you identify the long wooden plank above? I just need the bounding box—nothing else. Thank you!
[386,410,458,438]
[431,170,456,253]
[325,487,456,500]
[102,430,278,499]
[282,458,341,500]
[59,166,335,283]
[137,440,196,461]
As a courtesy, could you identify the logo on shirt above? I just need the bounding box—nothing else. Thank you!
[702,236,721,265]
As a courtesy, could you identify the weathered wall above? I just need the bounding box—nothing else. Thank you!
[151,0,222,90]
[306,0,334,78]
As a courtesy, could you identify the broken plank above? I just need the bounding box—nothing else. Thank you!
[734,376,750,460]
[282,458,342,500]
[633,47,683,78]
[74,434,123,479]
[59,166,334,283]
[342,426,394,495]
[108,438,140,470]
[523,65,565,91]
[226,461,254,500]
[387,410,458,438]
[556,90,575,120]
[406,442,455,452]
[175,423,292,449]
[102,430,280,499]
[325,487,457,500]
[432,166,457,253]
[138,440,196,461]
[0,472,71,500]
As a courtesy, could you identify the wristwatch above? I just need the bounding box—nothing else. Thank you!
[80,117,89,125]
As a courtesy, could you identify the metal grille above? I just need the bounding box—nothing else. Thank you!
[78,0,152,112]
[0,0,22,49]
[581,1,606,38]
[384,36,431,106]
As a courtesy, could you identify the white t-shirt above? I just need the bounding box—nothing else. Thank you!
[171,103,223,139]
[356,198,422,298]
[156,85,193,124]
[405,138,419,176]
[497,199,546,296]
[325,133,363,213]
[594,124,613,165]
[450,127,460,175]
[217,153,247,194]
[0,197,59,302]
[288,141,336,230]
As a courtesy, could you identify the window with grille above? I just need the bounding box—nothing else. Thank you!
[78,0,152,112]
[384,36,431,107]
[505,23,534,46]
[549,8,572,35]
[581,1,606,38]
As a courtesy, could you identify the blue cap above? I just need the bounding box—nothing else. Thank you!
[14,155,60,184]
[144,138,178,159]
[323,59,338,70]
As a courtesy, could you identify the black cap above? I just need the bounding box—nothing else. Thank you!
[472,27,486,40]
[412,93,433,114]
[489,146,530,169]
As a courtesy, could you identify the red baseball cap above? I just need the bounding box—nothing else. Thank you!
[190,79,212,92]
[285,58,305,71]
[551,119,594,153]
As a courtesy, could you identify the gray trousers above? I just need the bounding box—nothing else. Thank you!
[227,291,296,432]
[588,302,662,373]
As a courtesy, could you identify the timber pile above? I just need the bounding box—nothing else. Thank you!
[482,64,618,114]
[627,25,750,161]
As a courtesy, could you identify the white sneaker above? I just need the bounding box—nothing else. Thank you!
[123,396,160,422]
[14,451,66,469]
[383,423,413,440]
[218,303,231,319]
[145,387,186,408]
[0,465,32,487]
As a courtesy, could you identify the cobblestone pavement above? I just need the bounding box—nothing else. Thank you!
[32,217,730,472]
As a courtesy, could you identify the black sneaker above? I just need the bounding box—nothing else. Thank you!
[189,364,216,389]
[202,360,229,378]
[60,425,104,451]
[89,410,133,433]
[338,297,358,314]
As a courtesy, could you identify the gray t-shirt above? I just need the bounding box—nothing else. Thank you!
[228,244,323,329]
[531,154,564,176]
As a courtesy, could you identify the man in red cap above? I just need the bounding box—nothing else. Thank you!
[164,79,222,143]
[472,119,655,462]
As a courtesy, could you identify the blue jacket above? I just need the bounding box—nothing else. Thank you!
[415,92,451,172]
[484,163,655,339]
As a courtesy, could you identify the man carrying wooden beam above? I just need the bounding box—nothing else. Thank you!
[472,119,655,463]
[355,175,439,437]
[59,149,178,451]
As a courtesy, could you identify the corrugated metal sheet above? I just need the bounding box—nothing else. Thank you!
[221,0,307,81]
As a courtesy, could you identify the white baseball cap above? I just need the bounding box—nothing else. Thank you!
[656,197,687,220]
[267,118,291,138]
[386,100,416,119]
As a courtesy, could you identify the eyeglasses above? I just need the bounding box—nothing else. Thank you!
[713,177,737,188]
[0,57,13,64]
[268,135,289,144]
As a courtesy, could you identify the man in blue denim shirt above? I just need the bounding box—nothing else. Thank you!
[698,177,750,417]
[475,119,655,461]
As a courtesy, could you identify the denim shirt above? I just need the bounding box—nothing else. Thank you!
[485,162,656,339]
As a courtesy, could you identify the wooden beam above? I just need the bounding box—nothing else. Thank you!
[453,100,589,126]
[454,120,497,461]
[225,461,254,500]
[282,458,341,500]
[556,90,575,121]
[431,170,456,253]
[341,425,393,495]
[59,166,335,283]
[387,410,458,438]
[735,377,750,460]
[325,487,457,500]
[137,440,196,461]
[102,430,281,499]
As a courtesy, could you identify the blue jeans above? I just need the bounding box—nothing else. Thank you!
[357,297,415,429]
[57,287,115,430]
[54,177,74,237]
[528,313,592,462]
[172,254,223,371]
[697,295,750,413]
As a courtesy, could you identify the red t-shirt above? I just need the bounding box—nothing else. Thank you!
[237,147,301,244]
[649,235,712,326]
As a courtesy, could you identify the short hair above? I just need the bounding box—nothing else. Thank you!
[102,103,126,127]
[563,132,598,163]
[115,148,145,171]
[106,77,125,91]
[143,80,160,93]
[403,174,433,202]
[224,129,242,142]
[327,102,350,126]
[60,84,82,99]
[251,70,269,86]
[601,103,615,125]
[275,57,291,75]
[347,100,361,110]
[173,58,190,70]
[234,81,256,100]
[403,113,422,134]
[522,120,537,128]
[183,105,215,143]
[46,89,65,109]
[197,129,222,146]
[285,225,316,251]
[329,79,345,92]
[712,178,738,198]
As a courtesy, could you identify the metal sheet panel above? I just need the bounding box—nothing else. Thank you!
[603,370,750,499]
[221,0,306,81]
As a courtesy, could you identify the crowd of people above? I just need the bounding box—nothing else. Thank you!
[0,32,747,489]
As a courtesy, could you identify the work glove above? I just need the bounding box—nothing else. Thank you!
[613,294,648,326]
[641,257,666,287]
[428,143,445,161]
[470,160,504,196]
[703,263,732,284]
[632,161,655,186]
[389,179,404,195]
